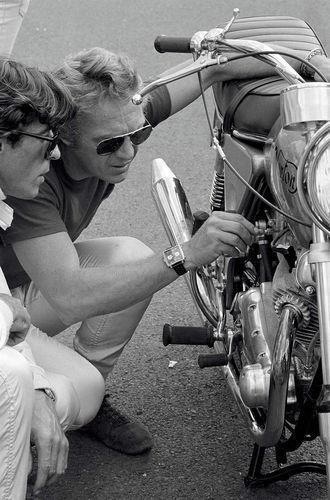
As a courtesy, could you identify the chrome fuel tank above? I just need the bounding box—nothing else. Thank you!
[266,83,330,247]
[266,123,312,247]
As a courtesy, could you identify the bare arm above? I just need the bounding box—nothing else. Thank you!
[165,47,330,115]
[13,213,255,325]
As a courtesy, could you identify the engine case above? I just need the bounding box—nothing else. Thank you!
[238,283,279,409]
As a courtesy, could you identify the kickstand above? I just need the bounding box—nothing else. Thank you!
[244,443,326,488]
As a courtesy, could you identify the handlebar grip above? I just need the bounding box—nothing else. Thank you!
[154,35,192,54]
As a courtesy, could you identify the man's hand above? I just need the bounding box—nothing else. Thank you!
[182,212,256,270]
[0,294,31,346]
[31,389,68,496]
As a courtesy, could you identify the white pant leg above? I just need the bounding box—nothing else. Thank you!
[25,326,105,428]
[14,236,153,379]
[0,0,30,56]
[0,346,34,500]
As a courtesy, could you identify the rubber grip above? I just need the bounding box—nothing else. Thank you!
[192,210,209,235]
[163,323,214,347]
[198,353,228,369]
[154,35,192,54]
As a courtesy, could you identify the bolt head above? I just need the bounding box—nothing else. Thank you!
[305,285,315,296]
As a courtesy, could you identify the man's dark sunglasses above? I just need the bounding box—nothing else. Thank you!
[96,121,153,156]
[0,129,58,159]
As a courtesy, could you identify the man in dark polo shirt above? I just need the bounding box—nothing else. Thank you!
[2,46,328,455]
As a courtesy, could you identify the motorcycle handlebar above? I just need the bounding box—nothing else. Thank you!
[154,35,192,54]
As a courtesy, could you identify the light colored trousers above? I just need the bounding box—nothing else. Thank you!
[0,347,33,500]
[0,0,30,56]
[0,334,105,500]
[14,237,153,379]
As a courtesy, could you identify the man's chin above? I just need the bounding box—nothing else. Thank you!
[106,171,129,184]
[10,184,40,199]
[111,176,127,184]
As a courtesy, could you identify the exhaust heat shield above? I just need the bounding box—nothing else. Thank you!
[151,158,194,245]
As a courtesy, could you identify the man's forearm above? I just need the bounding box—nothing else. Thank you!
[166,46,324,116]
[52,252,179,324]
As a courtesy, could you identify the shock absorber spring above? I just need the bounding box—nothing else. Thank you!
[210,171,225,211]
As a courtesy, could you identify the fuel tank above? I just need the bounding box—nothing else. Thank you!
[266,122,312,247]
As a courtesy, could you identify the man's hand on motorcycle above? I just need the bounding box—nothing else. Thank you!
[31,389,68,496]
[182,212,256,269]
[0,293,31,346]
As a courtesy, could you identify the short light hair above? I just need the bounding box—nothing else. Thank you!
[54,47,142,111]
[0,57,76,134]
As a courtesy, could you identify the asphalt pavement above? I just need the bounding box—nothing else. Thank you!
[14,1,330,499]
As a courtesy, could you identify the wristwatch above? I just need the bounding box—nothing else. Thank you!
[163,244,187,276]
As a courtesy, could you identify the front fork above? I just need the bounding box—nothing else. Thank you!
[310,225,330,492]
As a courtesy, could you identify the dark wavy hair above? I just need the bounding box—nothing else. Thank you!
[0,57,77,134]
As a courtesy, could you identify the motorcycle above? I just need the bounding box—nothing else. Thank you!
[133,10,330,494]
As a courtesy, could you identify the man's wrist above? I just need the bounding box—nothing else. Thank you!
[180,242,197,272]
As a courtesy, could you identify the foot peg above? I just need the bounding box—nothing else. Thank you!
[163,324,215,347]
[198,353,228,368]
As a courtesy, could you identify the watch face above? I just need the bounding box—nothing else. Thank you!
[163,245,185,267]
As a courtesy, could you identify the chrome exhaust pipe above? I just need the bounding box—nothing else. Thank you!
[151,158,194,245]
[151,158,215,324]
[216,304,300,447]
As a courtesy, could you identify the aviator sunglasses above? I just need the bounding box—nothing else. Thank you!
[0,129,58,159]
[96,120,153,156]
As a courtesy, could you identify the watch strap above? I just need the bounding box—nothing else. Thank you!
[171,261,187,276]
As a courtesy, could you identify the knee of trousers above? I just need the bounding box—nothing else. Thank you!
[75,236,155,268]
[75,367,105,427]
[110,236,155,263]
[56,364,105,429]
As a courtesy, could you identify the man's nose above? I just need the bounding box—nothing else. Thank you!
[49,144,61,160]
[116,136,135,160]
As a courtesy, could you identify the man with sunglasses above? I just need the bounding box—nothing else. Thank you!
[3,46,329,457]
[0,58,106,499]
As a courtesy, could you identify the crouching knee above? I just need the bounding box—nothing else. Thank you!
[71,364,105,429]
[75,236,154,268]
[117,237,154,263]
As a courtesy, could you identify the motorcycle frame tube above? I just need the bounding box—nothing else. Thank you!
[310,225,330,493]
[215,305,298,447]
